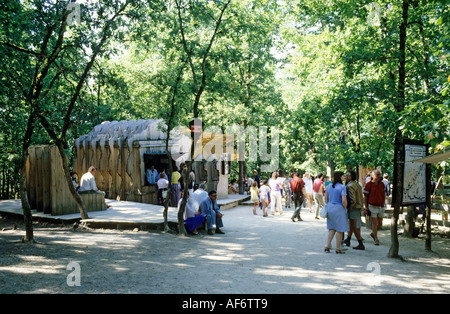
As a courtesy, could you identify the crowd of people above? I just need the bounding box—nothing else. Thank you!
[145,163,226,236]
[71,164,392,248]
[72,163,225,236]
[241,168,391,254]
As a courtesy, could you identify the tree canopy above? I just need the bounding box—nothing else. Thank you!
[1,0,449,203]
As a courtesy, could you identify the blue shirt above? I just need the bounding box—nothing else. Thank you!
[326,183,347,205]
[199,197,220,217]
[146,169,158,185]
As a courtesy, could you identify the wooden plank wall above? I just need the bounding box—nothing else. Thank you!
[49,145,74,215]
[26,145,51,214]
[27,145,107,216]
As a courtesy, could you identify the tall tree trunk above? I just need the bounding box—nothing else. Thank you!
[19,111,36,242]
[163,59,188,235]
[390,132,403,257]
[425,162,432,251]
[163,156,173,233]
[174,0,231,234]
[389,0,409,258]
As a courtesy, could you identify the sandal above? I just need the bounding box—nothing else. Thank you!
[324,247,331,253]
[336,249,345,254]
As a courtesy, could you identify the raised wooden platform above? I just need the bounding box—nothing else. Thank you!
[0,194,250,230]
[217,194,250,210]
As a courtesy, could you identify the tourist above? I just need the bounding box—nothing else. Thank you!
[70,171,79,192]
[324,171,348,254]
[188,169,195,192]
[365,173,372,184]
[303,172,314,213]
[269,172,283,215]
[345,170,365,250]
[228,179,239,194]
[180,190,204,235]
[189,183,208,211]
[171,167,181,206]
[313,172,325,220]
[363,169,386,245]
[179,163,186,192]
[79,166,105,195]
[290,172,306,222]
[382,173,391,197]
[324,176,331,189]
[278,169,286,198]
[284,173,292,208]
[199,190,224,235]
[157,173,169,205]
[252,170,261,188]
[146,165,158,185]
[156,169,166,182]
[250,181,260,215]
[259,180,271,217]
[243,175,250,193]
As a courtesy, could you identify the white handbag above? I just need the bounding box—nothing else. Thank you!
[319,204,328,218]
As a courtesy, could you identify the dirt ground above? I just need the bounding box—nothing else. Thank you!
[1,205,450,294]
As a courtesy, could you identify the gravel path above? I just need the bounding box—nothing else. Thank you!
[1,205,450,294]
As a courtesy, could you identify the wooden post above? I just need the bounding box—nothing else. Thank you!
[425,162,432,251]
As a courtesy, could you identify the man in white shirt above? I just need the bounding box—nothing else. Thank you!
[303,172,313,213]
[79,166,105,195]
[268,172,283,215]
[157,173,169,205]
[188,183,209,212]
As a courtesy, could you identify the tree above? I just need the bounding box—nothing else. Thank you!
[1,0,138,240]
[389,0,410,258]
[173,0,231,234]
[279,0,449,255]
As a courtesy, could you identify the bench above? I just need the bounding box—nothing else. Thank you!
[78,192,107,212]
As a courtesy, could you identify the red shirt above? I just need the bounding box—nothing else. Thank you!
[313,178,324,194]
[363,180,385,207]
[290,177,305,192]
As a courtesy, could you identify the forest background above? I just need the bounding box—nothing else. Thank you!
[0,0,449,201]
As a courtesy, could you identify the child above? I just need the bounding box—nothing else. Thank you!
[250,181,260,215]
[259,180,271,217]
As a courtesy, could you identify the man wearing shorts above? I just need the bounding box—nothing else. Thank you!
[345,170,365,250]
[363,169,386,245]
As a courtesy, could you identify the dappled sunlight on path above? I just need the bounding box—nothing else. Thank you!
[1,205,450,293]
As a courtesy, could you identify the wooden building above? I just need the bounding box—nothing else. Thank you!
[73,119,232,204]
